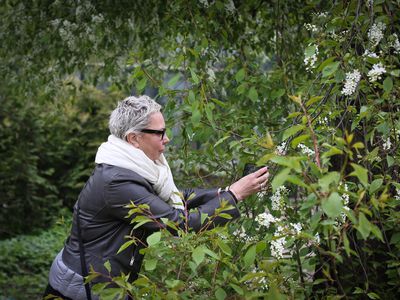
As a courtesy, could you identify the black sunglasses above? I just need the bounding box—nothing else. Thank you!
[139,128,166,140]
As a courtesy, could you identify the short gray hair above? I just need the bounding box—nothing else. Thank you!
[109,95,162,139]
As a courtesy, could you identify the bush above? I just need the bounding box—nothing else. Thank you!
[0,211,71,300]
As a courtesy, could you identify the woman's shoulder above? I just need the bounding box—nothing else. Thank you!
[95,163,151,186]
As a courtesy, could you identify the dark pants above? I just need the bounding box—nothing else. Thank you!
[43,283,73,300]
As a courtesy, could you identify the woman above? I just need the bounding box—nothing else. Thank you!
[44,95,269,299]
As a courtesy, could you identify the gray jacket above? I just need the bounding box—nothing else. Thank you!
[50,163,240,296]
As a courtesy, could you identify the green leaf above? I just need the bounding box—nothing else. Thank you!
[216,239,232,256]
[318,171,340,192]
[146,231,161,246]
[271,89,285,99]
[243,244,257,267]
[190,68,200,84]
[387,155,394,167]
[357,212,371,239]
[144,258,157,271]
[282,124,306,141]
[370,224,384,242]
[117,239,136,254]
[322,61,340,78]
[104,260,111,273]
[229,283,244,295]
[248,87,258,102]
[168,73,181,87]
[271,168,291,192]
[192,246,205,266]
[191,109,202,127]
[235,69,245,82]
[321,192,343,218]
[369,179,383,194]
[383,77,393,93]
[367,292,381,299]
[343,231,351,256]
[306,96,323,107]
[136,77,147,92]
[215,287,227,300]
[291,134,310,148]
[349,163,369,187]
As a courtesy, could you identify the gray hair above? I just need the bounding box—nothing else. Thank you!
[109,95,162,139]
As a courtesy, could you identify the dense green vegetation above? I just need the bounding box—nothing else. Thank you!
[1,0,399,299]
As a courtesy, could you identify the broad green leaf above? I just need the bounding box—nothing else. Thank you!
[282,124,306,141]
[243,244,257,267]
[306,95,323,107]
[215,287,227,300]
[271,168,291,192]
[291,134,310,148]
[192,246,205,266]
[357,212,371,239]
[144,259,157,271]
[349,163,369,187]
[270,156,302,172]
[318,172,340,192]
[343,231,351,256]
[216,239,232,256]
[229,283,244,295]
[383,77,393,93]
[203,247,219,260]
[146,231,161,246]
[369,179,383,194]
[235,69,245,82]
[321,192,343,218]
[214,135,230,148]
[370,224,384,242]
[322,61,340,78]
[191,109,202,127]
[271,89,285,99]
[248,87,258,102]
[387,155,394,167]
[136,77,147,92]
[188,90,196,103]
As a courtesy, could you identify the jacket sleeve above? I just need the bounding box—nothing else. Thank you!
[104,176,240,233]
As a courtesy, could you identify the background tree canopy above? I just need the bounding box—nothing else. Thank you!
[1,0,399,299]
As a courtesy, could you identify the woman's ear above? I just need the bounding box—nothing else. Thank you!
[126,132,140,148]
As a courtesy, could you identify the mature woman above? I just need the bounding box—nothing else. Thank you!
[44,95,269,299]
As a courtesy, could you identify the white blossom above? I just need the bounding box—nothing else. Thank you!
[314,233,320,244]
[363,49,379,58]
[298,144,315,156]
[225,0,235,14]
[275,142,287,156]
[207,68,216,82]
[270,186,289,211]
[271,227,286,259]
[304,23,318,33]
[367,63,386,82]
[232,226,256,242]
[382,137,392,151]
[304,45,318,72]
[255,212,276,228]
[291,223,302,235]
[368,22,386,46]
[341,69,361,96]
[395,188,400,200]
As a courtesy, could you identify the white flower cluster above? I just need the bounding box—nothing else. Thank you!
[304,45,319,71]
[291,223,302,235]
[395,188,400,201]
[275,142,287,156]
[368,22,386,46]
[207,68,216,82]
[382,137,392,151]
[271,186,289,211]
[367,63,386,82]
[305,23,318,32]
[255,212,276,228]
[298,144,315,156]
[389,34,400,54]
[341,69,361,96]
[225,0,235,14]
[232,226,256,242]
[363,49,379,58]
[271,226,285,259]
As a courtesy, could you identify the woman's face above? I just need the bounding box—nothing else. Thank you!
[133,112,170,161]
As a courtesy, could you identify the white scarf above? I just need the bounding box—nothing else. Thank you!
[95,134,184,209]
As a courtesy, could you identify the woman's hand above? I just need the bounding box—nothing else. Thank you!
[229,167,270,201]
